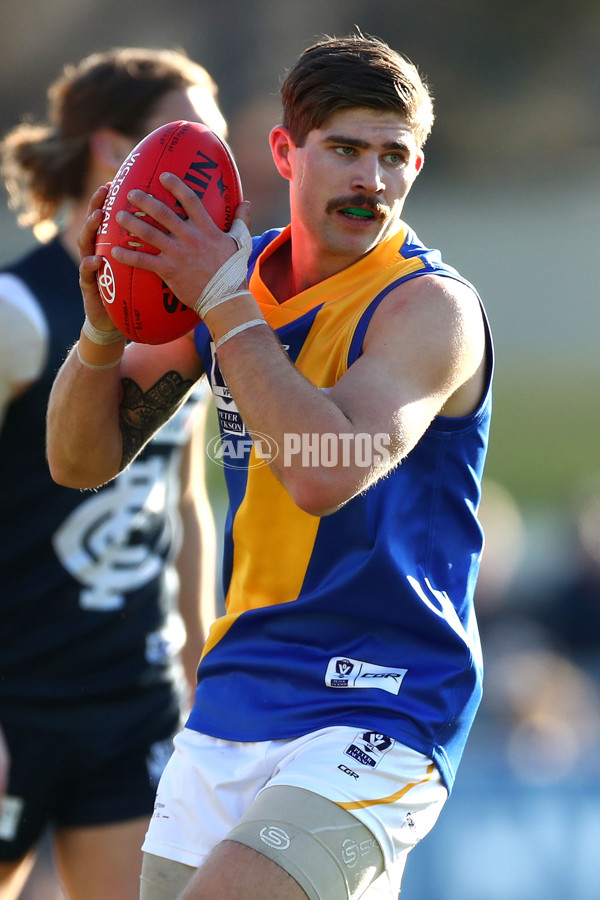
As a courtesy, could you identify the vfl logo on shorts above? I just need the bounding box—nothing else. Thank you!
[345,731,395,769]
[325,657,407,695]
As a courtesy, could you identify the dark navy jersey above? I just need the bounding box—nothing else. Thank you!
[0,238,207,700]
[190,223,493,792]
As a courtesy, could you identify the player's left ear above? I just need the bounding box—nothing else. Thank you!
[269,125,293,181]
[414,151,424,175]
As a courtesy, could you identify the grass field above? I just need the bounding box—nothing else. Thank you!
[484,359,599,508]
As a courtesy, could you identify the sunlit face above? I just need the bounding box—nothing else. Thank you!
[271,107,423,268]
[96,85,228,209]
[142,85,227,139]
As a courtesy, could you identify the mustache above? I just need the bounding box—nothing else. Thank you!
[325,193,390,217]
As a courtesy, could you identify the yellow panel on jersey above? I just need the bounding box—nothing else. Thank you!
[202,456,321,658]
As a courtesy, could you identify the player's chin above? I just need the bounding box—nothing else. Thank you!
[332,218,385,253]
[367,216,399,246]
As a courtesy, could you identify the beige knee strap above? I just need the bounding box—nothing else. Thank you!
[140,852,196,900]
[226,785,385,900]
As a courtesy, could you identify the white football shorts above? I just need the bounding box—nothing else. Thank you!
[142,725,448,900]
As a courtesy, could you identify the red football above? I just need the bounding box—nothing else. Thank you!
[95,120,243,344]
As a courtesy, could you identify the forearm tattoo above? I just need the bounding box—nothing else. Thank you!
[119,371,195,469]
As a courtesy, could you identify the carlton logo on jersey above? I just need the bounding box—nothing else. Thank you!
[325,657,408,695]
[52,455,178,611]
[50,394,203,610]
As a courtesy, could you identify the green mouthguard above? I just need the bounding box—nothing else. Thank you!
[342,207,373,217]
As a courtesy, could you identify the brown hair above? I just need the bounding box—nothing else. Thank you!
[281,33,434,149]
[1,47,221,232]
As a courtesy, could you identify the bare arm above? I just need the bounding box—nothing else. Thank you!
[46,186,205,489]
[212,273,487,514]
[109,176,487,515]
[175,401,218,695]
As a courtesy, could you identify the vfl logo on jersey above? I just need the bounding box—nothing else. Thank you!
[333,658,355,680]
[344,731,395,769]
[325,657,407,695]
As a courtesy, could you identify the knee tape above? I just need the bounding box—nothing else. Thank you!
[226,785,385,900]
[139,852,196,900]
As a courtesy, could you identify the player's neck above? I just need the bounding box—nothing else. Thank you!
[262,233,349,302]
[261,239,296,303]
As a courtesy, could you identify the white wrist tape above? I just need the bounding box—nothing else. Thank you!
[215,318,268,351]
[194,219,252,318]
[76,344,122,370]
[82,316,123,345]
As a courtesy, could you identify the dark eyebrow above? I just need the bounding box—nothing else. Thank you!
[324,134,410,153]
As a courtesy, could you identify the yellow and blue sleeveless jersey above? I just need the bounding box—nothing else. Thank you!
[191,223,493,791]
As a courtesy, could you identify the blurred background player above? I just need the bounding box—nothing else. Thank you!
[0,47,224,900]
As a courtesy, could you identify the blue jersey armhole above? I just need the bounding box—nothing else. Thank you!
[346,234,494,434]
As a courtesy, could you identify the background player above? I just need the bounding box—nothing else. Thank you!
[0,47,224,900]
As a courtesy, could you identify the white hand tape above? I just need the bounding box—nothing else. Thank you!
[194,219,253,318]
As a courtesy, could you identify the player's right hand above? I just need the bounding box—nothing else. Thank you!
[78,185,122,335]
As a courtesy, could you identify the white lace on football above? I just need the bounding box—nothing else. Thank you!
[81,316,123,345]
[193,219,252,318]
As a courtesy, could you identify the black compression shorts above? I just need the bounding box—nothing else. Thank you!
[0,685,182,860]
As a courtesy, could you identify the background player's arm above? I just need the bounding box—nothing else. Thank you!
[175,410,218,697]
[47,331,204,489]
[46,188,205,489]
